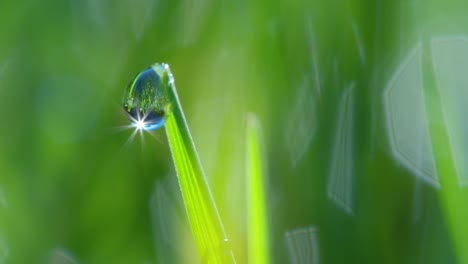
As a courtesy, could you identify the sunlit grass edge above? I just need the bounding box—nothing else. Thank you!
[158,63,236,263]
[246,113,270,264]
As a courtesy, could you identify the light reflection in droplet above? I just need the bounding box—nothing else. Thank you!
[122,65,171,132]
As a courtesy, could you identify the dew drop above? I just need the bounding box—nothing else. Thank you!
[122,64,172,130]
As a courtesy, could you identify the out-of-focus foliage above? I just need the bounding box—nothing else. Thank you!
[0,0,467,263]
[246,114,269,264]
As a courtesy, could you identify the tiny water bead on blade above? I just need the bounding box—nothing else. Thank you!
[124,62,236,262]
[122,63,173,131]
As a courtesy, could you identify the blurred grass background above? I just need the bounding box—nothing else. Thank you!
[1,0,468,263]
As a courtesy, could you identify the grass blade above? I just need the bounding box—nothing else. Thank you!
[156,64,236,263]
[246,113,270,264]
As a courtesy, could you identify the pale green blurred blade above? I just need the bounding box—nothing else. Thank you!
[163,66,235,263]
[426,39,468,263]
[428,96,468,264]
[246,113,270,264]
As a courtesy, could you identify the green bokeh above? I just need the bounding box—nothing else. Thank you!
[0,0,467,263]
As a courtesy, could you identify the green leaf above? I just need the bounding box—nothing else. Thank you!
[246,113,270,264]
[158,64,236,263]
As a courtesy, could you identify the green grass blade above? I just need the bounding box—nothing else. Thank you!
[426,85,468,264]
[246,113,270,264]
[156,64,236,263]
[422,47,468,263]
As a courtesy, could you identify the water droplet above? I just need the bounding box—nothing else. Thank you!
[122,63,172,131]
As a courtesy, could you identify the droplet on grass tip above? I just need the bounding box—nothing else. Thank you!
[123,63,172,131]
